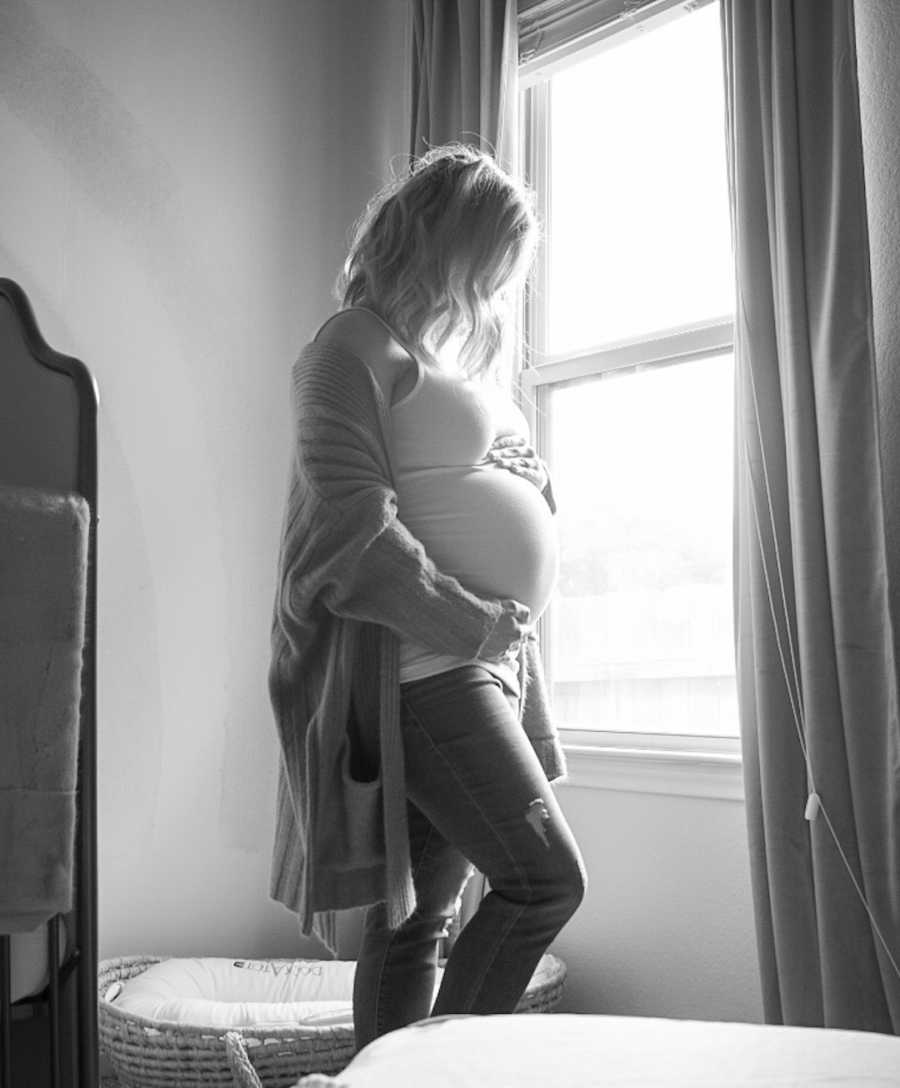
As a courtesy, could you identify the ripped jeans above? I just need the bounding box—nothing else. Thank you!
[352,664,587,1051]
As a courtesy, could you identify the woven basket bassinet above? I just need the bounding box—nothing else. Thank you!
[99,953,566,1088]
[98,957,354,1088]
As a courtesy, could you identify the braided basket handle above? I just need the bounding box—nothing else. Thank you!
[224,1031,264,1088]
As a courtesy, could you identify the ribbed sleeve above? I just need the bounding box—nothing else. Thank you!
[289,344,513,657]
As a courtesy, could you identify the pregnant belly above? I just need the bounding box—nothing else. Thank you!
[395,464,559,621]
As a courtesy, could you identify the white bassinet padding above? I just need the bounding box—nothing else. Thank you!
[110,957,442,1030]
[117,995,354,1029]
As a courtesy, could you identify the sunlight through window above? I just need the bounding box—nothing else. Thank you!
[548,2,733,354]
[547,353,737,736]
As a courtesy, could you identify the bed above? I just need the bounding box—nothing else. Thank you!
[296,1010,900,1087]
[0,278,99,1087]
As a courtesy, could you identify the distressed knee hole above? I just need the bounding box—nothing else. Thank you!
[525,798,551,848]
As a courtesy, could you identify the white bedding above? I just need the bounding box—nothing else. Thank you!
[298,1012,900,1087]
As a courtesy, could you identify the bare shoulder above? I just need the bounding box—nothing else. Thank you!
[313,309,416,405]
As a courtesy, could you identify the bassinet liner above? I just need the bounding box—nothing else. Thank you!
[98,952,566,1088]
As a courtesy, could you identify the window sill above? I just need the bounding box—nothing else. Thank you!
[557,740,744,801]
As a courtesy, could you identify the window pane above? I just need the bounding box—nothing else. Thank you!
[547,3,733,355]
[546,353,738,736]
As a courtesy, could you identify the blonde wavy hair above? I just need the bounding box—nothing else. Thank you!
[334,142,542,385]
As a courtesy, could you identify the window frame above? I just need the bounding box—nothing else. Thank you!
[514,6,742,799]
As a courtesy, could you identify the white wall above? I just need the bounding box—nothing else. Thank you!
[0,0,410,964]
[549,784,761,1020]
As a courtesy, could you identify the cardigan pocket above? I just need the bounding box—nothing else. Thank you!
[323,737,386,871]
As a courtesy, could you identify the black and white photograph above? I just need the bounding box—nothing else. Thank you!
[1,0,899,1084]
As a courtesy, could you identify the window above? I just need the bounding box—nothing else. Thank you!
[517,0,740,776]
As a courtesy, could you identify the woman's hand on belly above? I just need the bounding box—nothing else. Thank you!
[482,434,550,494]
[480,597,532,664]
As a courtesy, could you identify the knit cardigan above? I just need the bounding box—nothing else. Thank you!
[268,339,568,957]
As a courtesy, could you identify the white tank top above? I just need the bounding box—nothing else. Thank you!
[343,308,559,696]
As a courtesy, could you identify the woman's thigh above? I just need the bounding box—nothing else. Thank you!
[399,666,585,903]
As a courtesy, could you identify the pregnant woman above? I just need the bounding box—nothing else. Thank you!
[268,142,586,1052]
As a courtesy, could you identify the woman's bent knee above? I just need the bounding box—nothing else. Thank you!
[559,859,586,919]
[546,836,588,925]
[490,848,586,923]
[538,851,585,925]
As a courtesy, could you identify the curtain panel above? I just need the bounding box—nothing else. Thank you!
[410,0,518,173]
[722,0,900,1032]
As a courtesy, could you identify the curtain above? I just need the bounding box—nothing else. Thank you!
[722,0,900,1032]
[410,0,519,174]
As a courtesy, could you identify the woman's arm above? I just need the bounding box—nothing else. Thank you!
[282,341,529,661]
